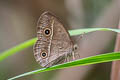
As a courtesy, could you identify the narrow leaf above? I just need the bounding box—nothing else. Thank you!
[8,52,120,80]
[0,38,37,61]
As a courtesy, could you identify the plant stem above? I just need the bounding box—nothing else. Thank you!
[111,19,120,80]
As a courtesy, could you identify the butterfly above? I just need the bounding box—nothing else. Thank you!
[33,11,79,67]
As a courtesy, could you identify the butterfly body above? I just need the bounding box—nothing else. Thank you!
[33,11,77,67]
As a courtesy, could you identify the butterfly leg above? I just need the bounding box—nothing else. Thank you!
[72,52,75,60]
[64,54,70,63]
[75,53,80,59]
[64,57,68,63]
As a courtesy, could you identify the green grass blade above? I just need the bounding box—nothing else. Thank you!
[8,52,120,80]
[0,28,120,62]
[0,38,37,61]
[69,28,120,36]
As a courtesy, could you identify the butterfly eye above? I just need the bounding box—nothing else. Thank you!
[44,28,51,36]
[41,51,48,58]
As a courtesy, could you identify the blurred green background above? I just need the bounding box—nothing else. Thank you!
[0,0,119,80]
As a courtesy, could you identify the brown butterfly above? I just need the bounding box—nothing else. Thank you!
[33,11,79,67]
